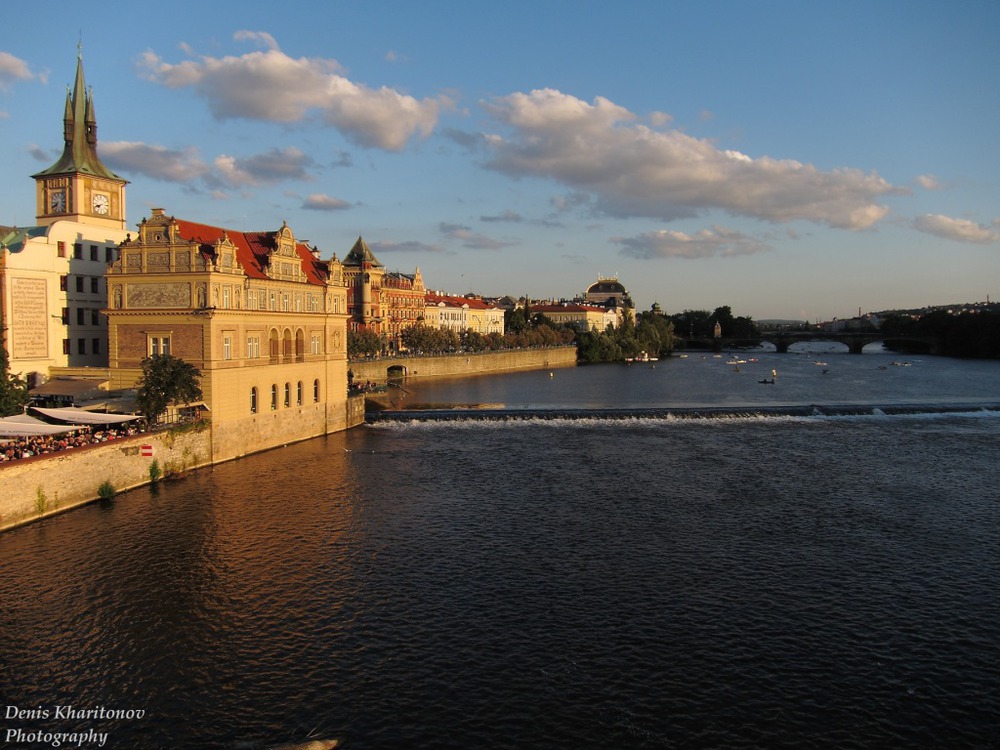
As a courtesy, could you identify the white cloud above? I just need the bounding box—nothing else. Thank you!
[100,141,210,182]
[371,239,446,254]
[913,214,1000,244]
[0,51,43,91]
[101,141,320,190]
[212,147,316,187]
[137,34,448,151]
[439,222,517,250]
[480,88,896,229]
[614,227,771,259]
[302,193,352,211]
[233,30,280,51]
[916,174,942,190]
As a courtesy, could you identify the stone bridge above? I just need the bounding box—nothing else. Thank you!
[688,332,941,354]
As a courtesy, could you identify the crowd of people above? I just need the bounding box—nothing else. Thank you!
[348,379,382,394]
[0,422,147,463]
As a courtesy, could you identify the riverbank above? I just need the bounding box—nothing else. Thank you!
[0,395,367,533]
[348,345,577,383]
[1,348,576,533]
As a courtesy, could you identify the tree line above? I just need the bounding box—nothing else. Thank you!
[880,310,1000,358]
[346,305,769,363]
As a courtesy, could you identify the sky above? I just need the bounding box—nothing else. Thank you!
[2,1,998,322]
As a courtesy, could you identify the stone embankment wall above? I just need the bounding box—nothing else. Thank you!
[0,427,211,533]
[0,396,367,534]
[349,346,577,383]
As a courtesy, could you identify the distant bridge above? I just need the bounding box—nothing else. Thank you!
[685,331,942,355]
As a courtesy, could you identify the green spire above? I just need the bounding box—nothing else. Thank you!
[32,51,123,182]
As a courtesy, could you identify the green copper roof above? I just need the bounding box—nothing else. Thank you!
[32,53,124,183]
[344,236,383,267]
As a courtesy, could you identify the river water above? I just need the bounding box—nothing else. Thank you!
[2,345,999,749]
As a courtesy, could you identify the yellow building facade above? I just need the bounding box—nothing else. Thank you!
[424,292,505,334]
[532,303,618,332]
[105,209,352,461]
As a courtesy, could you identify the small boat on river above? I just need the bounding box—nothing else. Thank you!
[626,351,659,363]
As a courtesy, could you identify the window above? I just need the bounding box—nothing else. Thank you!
[222,287,230,309]
[223,336,232,360]
[92,338,100,355]
[73,243,82,260]
[92,310,100,326]
[78,338,86,354]
[77,308,85,326]
[296,381,303,406]
[149,335,171,356]
[105,247,115,263]
[90,245,98,261]
[62,339,70,355]
[250,387,258,414]
[270,385,277,410]
[269,292,276,311]
[91,277,99,294]
[247,335,260,359]
[61,308,69,324]
[58,241,67,258]
[75,277,84,293]
[60,276,68,292]
[313,379,320,402]
[283,383,290,407]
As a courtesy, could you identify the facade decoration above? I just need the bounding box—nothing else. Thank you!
[106,209,351,461]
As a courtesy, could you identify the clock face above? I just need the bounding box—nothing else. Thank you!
[50,190,66,213]
[92,193,110,215]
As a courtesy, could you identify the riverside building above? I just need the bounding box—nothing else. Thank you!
[341,236,425,351]
[424,292,505,335]
[105,209,353,461]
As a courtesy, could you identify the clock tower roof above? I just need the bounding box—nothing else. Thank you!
[32,51,125,184]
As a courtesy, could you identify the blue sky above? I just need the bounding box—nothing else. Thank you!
[2,1,998,321]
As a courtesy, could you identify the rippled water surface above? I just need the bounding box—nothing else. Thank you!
[2,349,999,749]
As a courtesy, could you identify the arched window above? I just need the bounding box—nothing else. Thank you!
[269,329,280,362]
[270,384,277,410]
[284,383,291,407]
[296,381,303,406]
[250,387,258,414]
[313,379,320,402]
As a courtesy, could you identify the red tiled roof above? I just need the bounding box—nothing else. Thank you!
[425,293,499,310]
[173,218,328,285]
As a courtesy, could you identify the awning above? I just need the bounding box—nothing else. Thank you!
[29,378,108,397]
[30,407,142,425]
[0,415,87,437]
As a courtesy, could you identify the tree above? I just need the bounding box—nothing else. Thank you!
[135,354,203,424]
[347,328,386,358]
[0,344,29,417]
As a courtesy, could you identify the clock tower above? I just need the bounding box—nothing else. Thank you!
[32,48,128,230]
